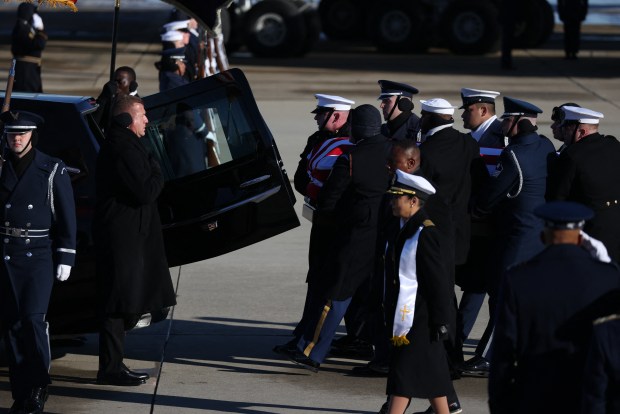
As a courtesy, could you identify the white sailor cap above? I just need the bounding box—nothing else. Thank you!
[460,88,500,108]
[420,98,457,115]
[387,170,436,200]
[311,94,355,113]
[163,20,190,32]
[560,105,604,125]
[161,30,184,42]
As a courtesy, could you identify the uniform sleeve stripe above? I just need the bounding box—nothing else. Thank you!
[56,248,76,254]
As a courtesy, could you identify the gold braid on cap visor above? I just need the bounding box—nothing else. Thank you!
[387,187,417,196]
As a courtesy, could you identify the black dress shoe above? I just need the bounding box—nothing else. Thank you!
[8,399,24,414]
[458,354,490,377]
[276,347,320,373]
[97,370,146,386]
[22,386,48,414]
[122,363,150,381]
[330,335,374,359]
[351,361,389,376]
[272,339,298,355]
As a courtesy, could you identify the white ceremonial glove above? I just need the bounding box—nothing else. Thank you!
[56,264,72,281]
[580,230,612,263]
[32,13,44,31]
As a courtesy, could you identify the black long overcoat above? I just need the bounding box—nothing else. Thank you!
[384,210,452,398]
[419,126,483,266]
[312,133,390,301]
[94,123,176,315]
[547,132,620,262]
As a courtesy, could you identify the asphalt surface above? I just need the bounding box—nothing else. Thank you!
[0,18,619,414]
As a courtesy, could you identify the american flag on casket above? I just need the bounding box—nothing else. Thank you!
[480,146,502,175]
[3,0,78,12]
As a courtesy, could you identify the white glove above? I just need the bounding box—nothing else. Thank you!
[580,230,611,263]
[32,13,44,31]
[56,264,72,281]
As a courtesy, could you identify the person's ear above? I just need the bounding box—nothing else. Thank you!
[407,157,416,170]
[113,113,133,128]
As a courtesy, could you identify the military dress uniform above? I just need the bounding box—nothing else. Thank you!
[582,292,620,414]
[378,80,421,141]
[463,98,556,374]
[0,111,76,407]
[383,172,453,400]
[459,88,505,149]
[489,202,620,414]
[289,105,390,369]
[546,106,620,262]
[11,3,47,93]
[275,94,354,354]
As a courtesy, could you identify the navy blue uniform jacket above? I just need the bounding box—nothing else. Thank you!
[0,150,76,316]
[476,132,555,271]
[489,245,620,414]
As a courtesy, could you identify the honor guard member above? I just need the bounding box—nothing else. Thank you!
[273,94,354,356]
[459,88,504,148]
[378,80,421,141]
[582,289,620,414]
[162,19,199,81]
[547,105,620,262]
[416,98,479,413]
[454,88,503,367]
[11,2,47,93]
[157,47,189,92]
[293,94,354,199]
[463,97,556,377]
[489,201,620,414]
[0,110,77,414]
[277,105,389,373]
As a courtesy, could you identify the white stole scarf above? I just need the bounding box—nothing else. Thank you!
[391,221,423,346]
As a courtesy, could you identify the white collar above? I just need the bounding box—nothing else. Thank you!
[423,123,452,140]
[471,115,497,141]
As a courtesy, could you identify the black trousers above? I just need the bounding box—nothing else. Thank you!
[3,314,51,400]
[98,313,140,375]
[563,19,582,55]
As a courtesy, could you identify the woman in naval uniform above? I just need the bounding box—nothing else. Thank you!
[381,170,452,414]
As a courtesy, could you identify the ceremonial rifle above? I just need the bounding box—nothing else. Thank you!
[0,59,17,168]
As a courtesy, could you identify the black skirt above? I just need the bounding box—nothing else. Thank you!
[386,324,452,398]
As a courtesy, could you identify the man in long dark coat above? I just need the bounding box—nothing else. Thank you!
[94,95,177,386]
[546,105,620,262]
[11,2,47,93]
[0,110,76,414]
[489,201,620,414]
[277,105,389,372]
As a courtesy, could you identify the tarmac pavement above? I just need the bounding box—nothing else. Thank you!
[0,22,619,413]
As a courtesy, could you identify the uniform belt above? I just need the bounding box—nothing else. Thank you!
[15,56,42,65]
[0,226,49,238]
